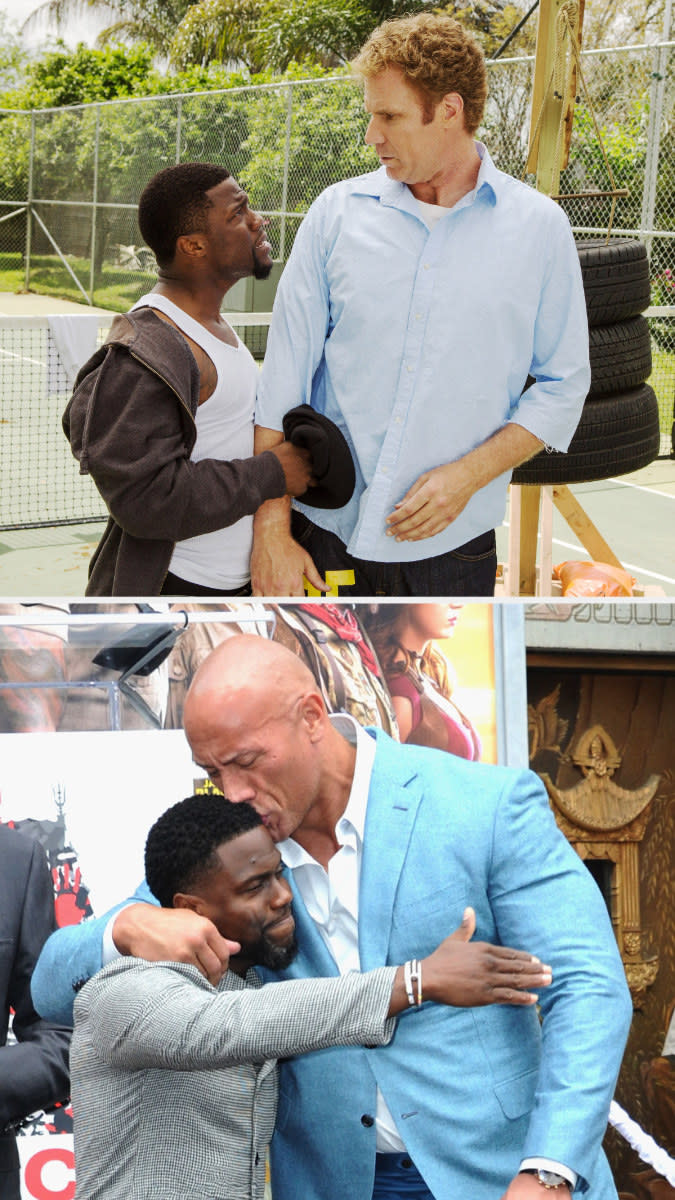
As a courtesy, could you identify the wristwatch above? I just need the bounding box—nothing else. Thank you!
[522,1168,570,1190]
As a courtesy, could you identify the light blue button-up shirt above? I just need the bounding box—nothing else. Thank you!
[257,145,590,562]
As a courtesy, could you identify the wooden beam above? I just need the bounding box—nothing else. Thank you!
[526,0,585,192]
[518,485,542,594]
[552,484,625,567]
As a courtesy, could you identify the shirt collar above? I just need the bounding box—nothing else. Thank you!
[353,141,499,210]
[278,714,375,867]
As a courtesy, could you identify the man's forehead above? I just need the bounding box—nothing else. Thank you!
[206,176,248,209]
[190,716,269,765]
[217,827,280,877]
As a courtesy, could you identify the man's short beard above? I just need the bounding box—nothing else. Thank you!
[253,258,273,281]
[255,931,299,970]
[252,242,273,281]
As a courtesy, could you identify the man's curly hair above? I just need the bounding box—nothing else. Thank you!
[138,162,231,268]
[351,13,487,136]
[145,793,262,908]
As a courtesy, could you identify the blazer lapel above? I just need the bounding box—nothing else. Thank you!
[358,734,423,971]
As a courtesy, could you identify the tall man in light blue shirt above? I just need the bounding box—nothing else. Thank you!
[252,13,590,597]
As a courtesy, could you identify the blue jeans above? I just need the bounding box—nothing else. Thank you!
[291,512,497,597]
[372,1153,436,1199]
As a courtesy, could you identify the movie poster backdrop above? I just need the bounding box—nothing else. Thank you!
[0,602,509,1200]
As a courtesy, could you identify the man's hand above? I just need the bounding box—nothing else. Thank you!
[251,521,327,597]
[386,459,476,542]
[385,424,544,543]
[269,442,315,497]
[422,907,552,1008]
[112,904,239,987]
[500,1174,572,1199]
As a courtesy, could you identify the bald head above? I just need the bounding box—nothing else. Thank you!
[182,634,355,845]
[184,634,321,745]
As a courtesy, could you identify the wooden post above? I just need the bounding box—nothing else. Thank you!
[512,0,587,593]
[518,486,542,595]
[526,0,585,194]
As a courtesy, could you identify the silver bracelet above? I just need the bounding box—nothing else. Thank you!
[404,959,423,1006]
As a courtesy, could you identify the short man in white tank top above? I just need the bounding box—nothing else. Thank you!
[135,164,312,596]
[131,291,258,593]
[63,162,312,596]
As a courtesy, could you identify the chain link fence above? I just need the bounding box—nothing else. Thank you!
[0,42,672,529]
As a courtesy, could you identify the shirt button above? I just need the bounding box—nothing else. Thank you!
[423,263,430,270]
[361,1114,375,1127]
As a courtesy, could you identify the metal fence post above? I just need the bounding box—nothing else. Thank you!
[279,84,293,262]
[176,95,182,163]
[24,111,35,292]
[88,105,100,305]
[638,34,667,255]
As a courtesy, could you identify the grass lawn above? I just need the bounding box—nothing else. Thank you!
[0,253,153,312]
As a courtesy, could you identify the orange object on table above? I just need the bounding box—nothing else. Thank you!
[554,560,635,597]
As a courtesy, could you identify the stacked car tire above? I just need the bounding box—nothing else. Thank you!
[512,238,660,485]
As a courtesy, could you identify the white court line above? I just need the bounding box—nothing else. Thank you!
[503,524,675,586]
[607,477,675,501]
[0,347,45,369]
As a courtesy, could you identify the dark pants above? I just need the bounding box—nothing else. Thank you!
[292,512,497,597]
[160,571,252,597]
[373,1153,436,1199]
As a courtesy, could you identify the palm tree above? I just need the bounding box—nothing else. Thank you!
[24,0,197,55]
[169,0,264,72]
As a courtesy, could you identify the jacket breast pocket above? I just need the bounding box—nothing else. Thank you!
[493,1067,539,1120]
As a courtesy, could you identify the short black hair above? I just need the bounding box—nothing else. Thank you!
[145,793,262,908]
[137,162,231,267]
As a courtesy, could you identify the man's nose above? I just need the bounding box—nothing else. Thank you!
[217,772,254,803]
[365,117,382,146]
[271,875,293,908]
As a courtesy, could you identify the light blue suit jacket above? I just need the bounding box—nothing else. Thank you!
[32,732,632,1199]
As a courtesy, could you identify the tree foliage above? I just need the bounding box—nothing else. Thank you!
[20,43,155,107]
[252,0,374,71]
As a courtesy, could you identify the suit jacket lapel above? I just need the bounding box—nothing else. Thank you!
[358,733,423,971]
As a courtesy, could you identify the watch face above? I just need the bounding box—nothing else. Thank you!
[539,1170,567,1187]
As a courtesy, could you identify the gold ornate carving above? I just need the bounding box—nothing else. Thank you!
[623,959,660,1011]
[547,726,660,833]
[528,685,569,759]
[540,722,661,1010]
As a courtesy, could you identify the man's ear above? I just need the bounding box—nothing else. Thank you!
[173,892,206,915]
[175,231,208,261]
[298,689,326,741]
[441,91,464,125]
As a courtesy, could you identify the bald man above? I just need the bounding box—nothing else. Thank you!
[33,635,631,1200]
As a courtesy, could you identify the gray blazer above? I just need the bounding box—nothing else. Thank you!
[70,957,398,1199]
[0,825,71,1200]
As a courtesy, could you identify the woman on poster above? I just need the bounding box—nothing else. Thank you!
[363,604,481,759]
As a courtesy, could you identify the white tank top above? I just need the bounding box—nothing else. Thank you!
[132,293,258,589]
